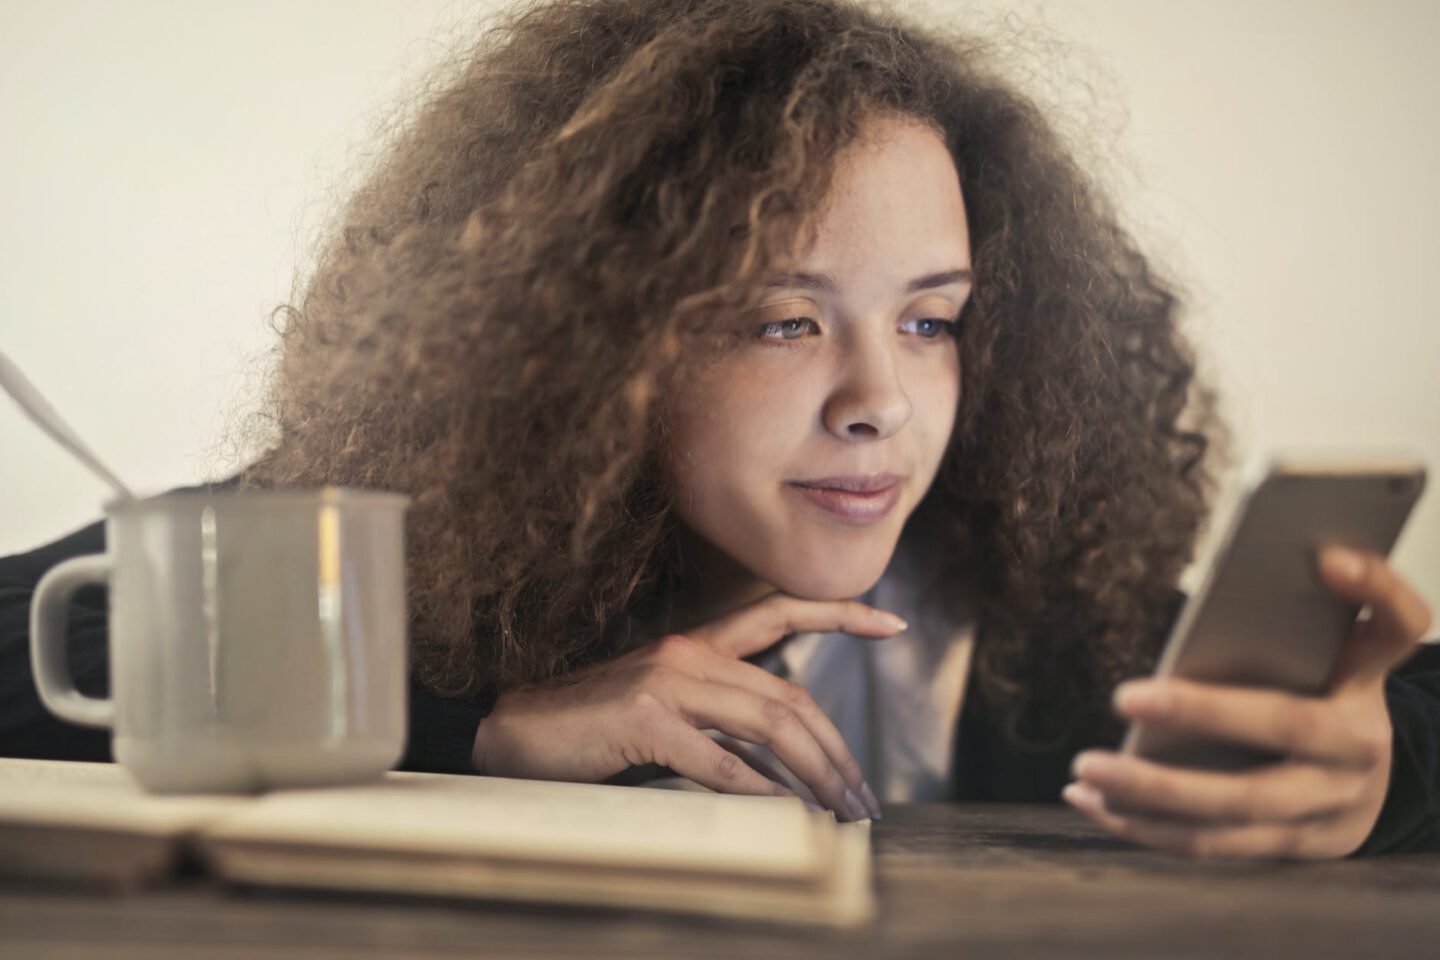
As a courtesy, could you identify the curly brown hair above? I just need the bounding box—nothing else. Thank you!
[233,0,1232,752]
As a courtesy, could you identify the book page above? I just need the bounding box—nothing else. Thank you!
[0,759,249,835]
[206,818,874,928]
[205,771,824,877]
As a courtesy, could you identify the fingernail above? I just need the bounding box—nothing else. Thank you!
[1063,782,1103,807]
[1114,681,1161,713]
[860,782,883,820]
[1071,750,1116,780]
[843,788,869,821]
[1323,547,1365,583]
[802,799,824,814]
[879,612,908,632]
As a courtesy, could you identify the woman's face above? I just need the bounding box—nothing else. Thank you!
[667,113,971,600]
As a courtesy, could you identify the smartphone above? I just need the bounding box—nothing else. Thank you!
[1116,450,1426,778]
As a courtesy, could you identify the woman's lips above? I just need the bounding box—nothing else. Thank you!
[785,475,903,525]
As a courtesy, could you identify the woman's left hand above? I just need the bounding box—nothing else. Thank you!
[1064,544,1434,860]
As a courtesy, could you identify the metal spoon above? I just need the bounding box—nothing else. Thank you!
[0,348,136,503]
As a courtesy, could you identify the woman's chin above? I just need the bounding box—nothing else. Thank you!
[766,558,890,602]
[753,529,902,601]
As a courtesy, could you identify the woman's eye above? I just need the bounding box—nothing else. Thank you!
[756,317,820,341]
[901,316,961,340]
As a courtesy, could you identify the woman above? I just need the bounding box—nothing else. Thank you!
[3,0,1436,859]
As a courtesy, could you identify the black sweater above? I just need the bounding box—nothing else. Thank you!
[4,478,1437,856]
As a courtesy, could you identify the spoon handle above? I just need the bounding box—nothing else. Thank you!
[0,349,135,502]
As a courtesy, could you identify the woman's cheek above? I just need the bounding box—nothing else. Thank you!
[906,353,961,480]
[665,362,794,495]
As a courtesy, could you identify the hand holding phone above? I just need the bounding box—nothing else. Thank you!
[1061,450,1435,860]
[1118,451,1425,772]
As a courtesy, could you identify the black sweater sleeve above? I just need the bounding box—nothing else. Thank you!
[0,519,112,762]
[0,480,495,775]
[1349,643,1440,856]
[399,679,497,774]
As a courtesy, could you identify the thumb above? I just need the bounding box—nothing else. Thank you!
[1325,616,1403,696]
[1320,546,1432,694]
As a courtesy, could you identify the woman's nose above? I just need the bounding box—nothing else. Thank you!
[820,347,913,441]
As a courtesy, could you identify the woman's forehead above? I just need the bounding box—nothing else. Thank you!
[770,128,969,295]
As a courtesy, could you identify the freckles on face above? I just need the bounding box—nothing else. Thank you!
[665,114,969,601]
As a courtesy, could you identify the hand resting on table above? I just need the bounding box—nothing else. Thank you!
[470,593,901,821]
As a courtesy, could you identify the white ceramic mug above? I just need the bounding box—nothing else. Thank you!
[29,487,411,793]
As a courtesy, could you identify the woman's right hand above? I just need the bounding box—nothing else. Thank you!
[470,593,904,821]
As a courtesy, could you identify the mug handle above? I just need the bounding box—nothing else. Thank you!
[29,553,114,729]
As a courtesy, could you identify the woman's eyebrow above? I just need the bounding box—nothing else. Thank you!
[762,268,973,294]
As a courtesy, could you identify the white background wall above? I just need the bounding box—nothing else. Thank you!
[2,1,1436,628]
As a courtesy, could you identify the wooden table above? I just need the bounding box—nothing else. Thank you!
[2,803,1437,959]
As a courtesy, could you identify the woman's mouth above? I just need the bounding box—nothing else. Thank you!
[785,473,903,525]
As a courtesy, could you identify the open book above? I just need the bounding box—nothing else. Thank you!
[0,758,872,927]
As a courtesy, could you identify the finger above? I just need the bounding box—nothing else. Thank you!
[650,632,870,799]
[687,593,907,659]
[1063,781,1335,860]
[1112,677,1378,768]
[696,651,872,800]
[1317,546,1434,690]
[712,734,793,788]
[1071,750,1364,824]
[1326,618,1408,699]
[669,674,868,821]
[646,711,798,800]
